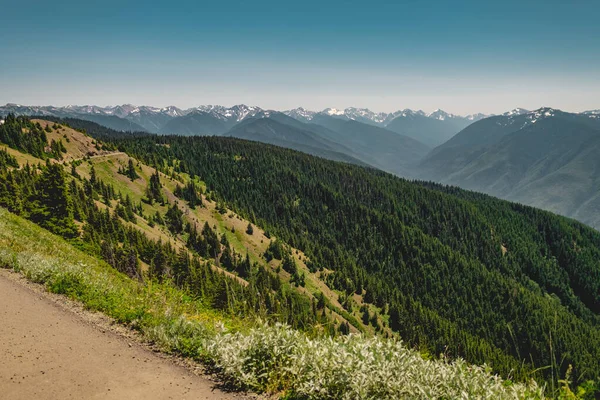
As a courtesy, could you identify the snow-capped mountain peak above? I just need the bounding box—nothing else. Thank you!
[503,108,530,117]
[465,113,488,121]
[428,109,455,121]
[322,108,345,116]
[283,107,316,122]
[190,104,264,122]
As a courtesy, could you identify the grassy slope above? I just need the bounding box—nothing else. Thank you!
[10,120,375,333]
[0,207,543,398]
[67,142,370,332]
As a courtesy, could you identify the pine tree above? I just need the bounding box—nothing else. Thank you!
[70,162,79,178]
[239,252,252,279]
[146,170,163,204]
[90,165,97,187]
[30,162,77,238]
[165,203,183,234]
[126,159,139,181]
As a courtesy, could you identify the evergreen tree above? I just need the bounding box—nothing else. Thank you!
[30,162,77,237]
[239,252,252,279]
[146,169,163,204]
[165,203,183,234]
[125,159,139,181]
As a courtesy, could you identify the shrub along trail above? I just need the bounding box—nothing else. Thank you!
[0,269,245,400]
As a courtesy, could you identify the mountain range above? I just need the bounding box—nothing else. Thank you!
[0,103,485,147]
[419,107,600,229]
[3,102,600,230]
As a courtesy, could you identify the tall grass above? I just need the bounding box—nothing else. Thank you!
[0,207,544,399]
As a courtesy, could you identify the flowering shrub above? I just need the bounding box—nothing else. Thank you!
[207,323,544,399]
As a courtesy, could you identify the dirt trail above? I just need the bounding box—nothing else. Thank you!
[0,269,248,400]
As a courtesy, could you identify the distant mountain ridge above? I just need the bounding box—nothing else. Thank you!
[0,102,485,133]
[221,111,430,176]
[1,102,431,178]
[419,107,600,229]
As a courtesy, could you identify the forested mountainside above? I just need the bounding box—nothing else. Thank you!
[419,108,600,230]
[2,114,600,396]
[112,132,600,387]
[0,114,352,335]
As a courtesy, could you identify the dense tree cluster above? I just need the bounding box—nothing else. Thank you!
[174,180,202,208]
[145,170,164,204]
[0,114,49,158]
[0,148,18,169]
[118,159,140,181]
[115,134,600,387]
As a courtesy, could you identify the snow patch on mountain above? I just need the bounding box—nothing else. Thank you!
[503,108,530,117]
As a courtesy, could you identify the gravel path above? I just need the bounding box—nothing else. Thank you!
[0,269,248,400]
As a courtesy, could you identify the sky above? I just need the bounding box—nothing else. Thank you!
[1,0,599,115]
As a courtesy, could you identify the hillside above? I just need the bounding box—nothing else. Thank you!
[115,132,600,390]
[0,115,375,337]
[309,114,431,176]
[0,114,551,398]
[419,108,600,229]
[3,115,600,396]
[226,117,369,166]
[0,207,542,399]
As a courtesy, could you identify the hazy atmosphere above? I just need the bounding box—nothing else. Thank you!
[2,0,599,114]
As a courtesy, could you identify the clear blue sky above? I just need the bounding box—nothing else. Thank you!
[1,0,599,114]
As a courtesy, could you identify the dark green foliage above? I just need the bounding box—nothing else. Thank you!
[316,292,326,309]
[202,222,220,258]
[238,253,252,279]
[0,148,18,168]
[339,321,350,335]
[282,252,297,275]
[70,162,80,178]
[186,223,208,257]
[115,134,600,387]
[0,114,48,158]
[115,194,137,223]
[101,241,140,280]
[220,245,234,271]
[29,161,78,238]
[264,239,283,262]
[246,223,253,235]
[174,180,202,208]
[124,159,140,181]
[49,139,67,159]
[165,203,183,234]
[145,170,164,204]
